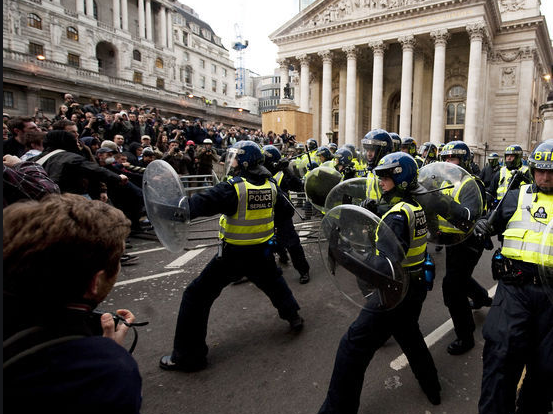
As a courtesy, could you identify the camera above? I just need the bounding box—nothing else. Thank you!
[174,148,180,153]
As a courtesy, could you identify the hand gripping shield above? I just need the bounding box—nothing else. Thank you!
[414,162,483,246]
[539,219,553,304]
[319,204,408,310]
[324,177,370,212]
[142,160,190,253]
[304,166,343,212]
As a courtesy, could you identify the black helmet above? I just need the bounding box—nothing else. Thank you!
[504,144,523,170]
[306,138,318,151]
[374,152,419,192]
[333,148,354,168]
[229,140,264,171]
[401,137,417,156]
[389,132,401,152]
[528,139,553,174]
[344,144,357,158]
[418,142,438,161]
[316,146,332,162]
[487,152,499,168]
[328,142,338,153]
[361,129,393,169]
[440,140,471,171]
[262,145,282,173]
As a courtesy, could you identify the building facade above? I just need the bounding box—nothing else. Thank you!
[270,0,553,159]
[3,0,262,128]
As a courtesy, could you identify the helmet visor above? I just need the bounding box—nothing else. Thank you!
[224,147,243,177]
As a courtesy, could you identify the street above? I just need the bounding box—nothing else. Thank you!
[107,215,497,414]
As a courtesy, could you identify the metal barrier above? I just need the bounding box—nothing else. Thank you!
[180,172,220,195]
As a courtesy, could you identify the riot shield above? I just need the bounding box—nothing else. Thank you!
[304,166,343,212]
[324,177,369,212]
[143,160,190,253]
[539,218,553,304]
[414,162,483,246]
[319,204,408,310]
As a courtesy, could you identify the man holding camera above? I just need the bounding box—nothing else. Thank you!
[196,138,220,177]
[162,139,191,175]
[4,193,142,414]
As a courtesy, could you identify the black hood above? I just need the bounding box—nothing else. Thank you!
[43,130,80,154]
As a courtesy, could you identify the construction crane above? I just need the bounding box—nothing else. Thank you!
[232,23,249,96]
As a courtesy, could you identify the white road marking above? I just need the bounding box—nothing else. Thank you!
[390,284,498,371]
[165,248,206,268]
[115,270,183,286]
[129,247,166,255]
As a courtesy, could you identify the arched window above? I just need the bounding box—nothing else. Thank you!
[28,13,42,29]
[155,57,163,69]
[445,86,467,125]
[67,26,79,41]
[133,49,141,61]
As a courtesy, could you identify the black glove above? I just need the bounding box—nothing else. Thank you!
[474,218,493,238]
[360,198,378,215]
[433,193,451,217]
[509,171,524,189]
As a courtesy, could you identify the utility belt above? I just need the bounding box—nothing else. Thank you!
[405,266,424,283]
[491,249,541,286]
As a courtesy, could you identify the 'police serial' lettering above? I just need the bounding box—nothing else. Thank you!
[247,189,273,210]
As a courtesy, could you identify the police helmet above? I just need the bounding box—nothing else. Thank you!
[437,143,445,154]
[361,129,393,169]
[344,144,357,158]
[229,140,264,171]
[440,140,471,171]
[418,142,438,161]
[203,138,213,144]
[333,148,354,168]
[401,137,417,156]
[328,142,338,153]
[529,139,553,193]
[316,146,332,162]
[373,152,419,191]
[504,144,523,170]
[487,152,499,168]
[262,145,282,172]
[389,132,401,152]
[306,138,318,151]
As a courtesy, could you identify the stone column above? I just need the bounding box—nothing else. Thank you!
[159,6,167,48]
[517,47,536,150]
[312,74,321,141]
[121,0,128,31]
[369,40,386,130]
[166,8,173,49]
[412,52,425,141]
[86,0,93,17]
[278,59,289,102]
[138,0,145,39]
[112,0,120,28]
[541,99,553,141]
[297,54,311,113]
[429,29,449,143]
[77,0,85,15]
[343,45,357,146]
[479,41,490,147]
[399,35,415,138]
[145,0,152,41]
[339,65,347,146]
[465,22,486,147]
[319,50,333,143]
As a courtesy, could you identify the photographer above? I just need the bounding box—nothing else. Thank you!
[196,138,220,177]
[4,193,142,414]
[162,139,191,175]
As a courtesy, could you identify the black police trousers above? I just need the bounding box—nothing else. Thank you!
[275,218,310,276]
[318,278,440,414]
[479,280,553,414]
[171,241,301,364]
[443,235,489,341]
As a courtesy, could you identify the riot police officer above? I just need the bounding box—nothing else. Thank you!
[318,152,441,413]
[418,142,438,166]
[263,145,311,284]
[316,146,334,168]
[159,141,304,372]
[333,147,357,180]
[344,143,366,176]
[475,139,553,414]
[401,137,421,166]
[480,152,500,188]
[389,132,401,152]
[436,141,492,355]
[361,129,393,201]
[488,144,533,207]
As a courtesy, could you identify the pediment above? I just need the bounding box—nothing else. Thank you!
[270,0,441,40]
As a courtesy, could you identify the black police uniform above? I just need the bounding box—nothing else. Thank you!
[318,197,440,413]
[167,167,302,370]
[478,184,553,414]
[479,162,499,188]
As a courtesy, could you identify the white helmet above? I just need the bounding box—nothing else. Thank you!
[203,138,213,144]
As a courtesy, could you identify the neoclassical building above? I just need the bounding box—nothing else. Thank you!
[3,0,262,128]
[270,0,553,158]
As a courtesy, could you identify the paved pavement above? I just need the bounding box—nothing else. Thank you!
[106,215,498,414]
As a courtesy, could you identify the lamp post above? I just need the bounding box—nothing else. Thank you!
[326,131,333,144]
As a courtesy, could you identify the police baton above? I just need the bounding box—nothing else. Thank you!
[270,178,307,221]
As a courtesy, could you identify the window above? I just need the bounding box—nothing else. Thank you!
[156,78,165,89]
[222,83,227,95]
[189,23,199,34]
[133,71,143,84]
[83,0,98,19]
[183,51,189,62]
[155,58,164,69]
[200,59,205,69]
[133,50,141,61]
[67,26,79,41]
[200,75,205,89]
[211,64,216,74]
[201,28,211,40]
[4,91,14,108]
[447,85,466,99]
[67,53,80,67]
[223,68,227,77]
[28,13,42,29]
[212,79,217,92]
[39,97,56,113]
[182,31,188,46]
[184,66,192,84]
[213,36,221,46]
[445,86,467,126]
[29,42,44,57]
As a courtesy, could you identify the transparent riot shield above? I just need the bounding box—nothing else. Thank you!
[143,160,190,253]
[414,162,483,246]
[539,219,553,304]
[319,204,408,310]
[304,166,343,212]
[324,177,369,212]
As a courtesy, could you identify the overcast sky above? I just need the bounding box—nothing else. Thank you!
[178,0,553,76]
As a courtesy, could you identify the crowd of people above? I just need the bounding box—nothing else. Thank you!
[3,95,552,414]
